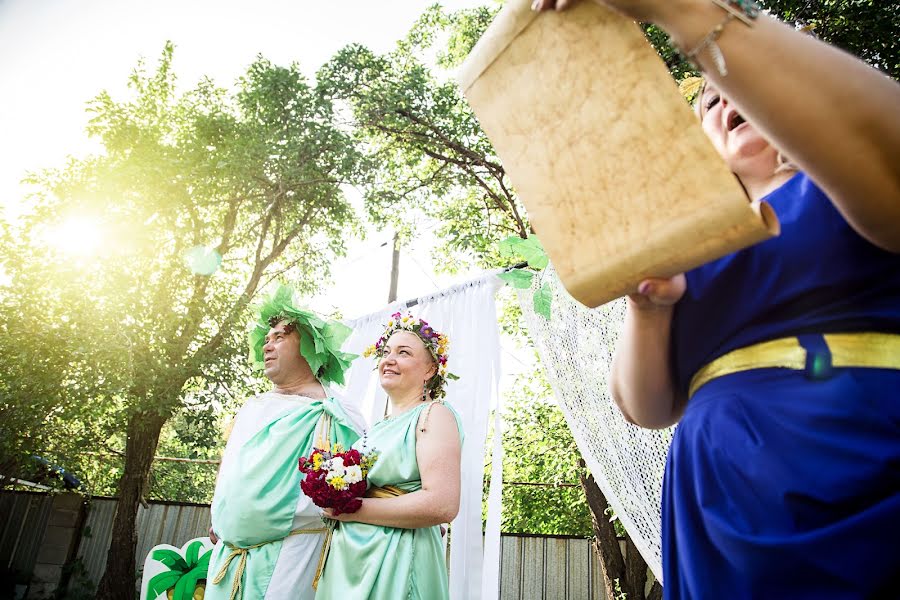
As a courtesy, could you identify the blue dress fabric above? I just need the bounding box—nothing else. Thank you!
[664,173,900,598]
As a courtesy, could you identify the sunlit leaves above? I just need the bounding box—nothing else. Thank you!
[1,43,362,501]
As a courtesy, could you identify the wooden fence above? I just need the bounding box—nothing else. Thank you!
[1,491,609,599]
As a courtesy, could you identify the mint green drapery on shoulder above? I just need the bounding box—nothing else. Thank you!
[206,398,360,600]
[316,401,464,600]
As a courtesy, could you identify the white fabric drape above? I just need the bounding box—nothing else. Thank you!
[341,273,504,600]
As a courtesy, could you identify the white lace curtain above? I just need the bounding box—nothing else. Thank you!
[516,268,672,581]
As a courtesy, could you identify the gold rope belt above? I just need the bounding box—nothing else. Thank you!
[689,332,900,398]
[311,484,410,590]
[211,527,328,600]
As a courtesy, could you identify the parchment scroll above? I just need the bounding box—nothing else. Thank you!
[457,0,779,308]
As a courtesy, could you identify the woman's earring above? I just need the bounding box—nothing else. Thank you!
[422,381,428,402]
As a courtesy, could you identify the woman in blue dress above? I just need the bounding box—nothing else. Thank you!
[533,0,900,597]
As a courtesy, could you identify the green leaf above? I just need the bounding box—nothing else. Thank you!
[498,235,549,270]
[147,571,182,598]
[533,282,552,320]
[151,549,188,572]
[497,269,534,289]
[497,235,522,260]
[185,540,201,566]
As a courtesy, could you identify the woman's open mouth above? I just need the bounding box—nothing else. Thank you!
[727,112,746,131]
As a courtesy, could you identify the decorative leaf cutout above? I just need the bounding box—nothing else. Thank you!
[498,235,549,269]
[533,282,552,320]
[151,549,188,572]
[497,269,534,289]
[147,571,182,598]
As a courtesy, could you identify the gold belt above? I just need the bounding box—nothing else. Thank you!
[364,484,409,498]
[689,332,900,398]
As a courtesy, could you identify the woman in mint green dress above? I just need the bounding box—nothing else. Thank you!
[317,313,463,600]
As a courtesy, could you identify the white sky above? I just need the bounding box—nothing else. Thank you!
[0,0,533,382]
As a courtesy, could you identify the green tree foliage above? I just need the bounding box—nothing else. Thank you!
[0,43,362,599]
[498,369,592,536]
[762,0,898,79]
[317,4,528,272]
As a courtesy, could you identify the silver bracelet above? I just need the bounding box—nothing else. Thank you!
[685,12,735,77]
[683,0,759,77]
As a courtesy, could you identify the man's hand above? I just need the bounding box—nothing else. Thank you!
[208,526,219,544]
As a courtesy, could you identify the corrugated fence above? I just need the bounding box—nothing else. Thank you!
[2,491,608,599]
[75,497,212,589]
[0,492,54,580]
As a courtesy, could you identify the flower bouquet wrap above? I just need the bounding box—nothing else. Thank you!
[299,444,378,515]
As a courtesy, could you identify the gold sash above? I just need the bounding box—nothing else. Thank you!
[689,332,900,398]
[364,484,409,498]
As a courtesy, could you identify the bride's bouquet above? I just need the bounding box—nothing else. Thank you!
[298,444,379,515]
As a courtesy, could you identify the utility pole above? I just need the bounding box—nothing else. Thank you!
[387,232,400,303]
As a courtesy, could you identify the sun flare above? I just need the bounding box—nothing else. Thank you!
[40,216,105,257]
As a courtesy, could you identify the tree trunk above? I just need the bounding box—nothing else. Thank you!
[579,464,628,599]
[579,460,654,599]
[96,409,167,600]
[625,530,649,599]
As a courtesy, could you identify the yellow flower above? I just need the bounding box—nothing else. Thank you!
[387,320,394,327]
[402,316,409,323]
[312,453,324,469]
[329,475,346,490]
[363,345,376,358]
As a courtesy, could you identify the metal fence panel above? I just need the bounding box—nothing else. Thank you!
[0,491,54,582]
[75,498,211,588]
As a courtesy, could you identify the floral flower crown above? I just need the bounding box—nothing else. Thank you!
[362,311,457,400]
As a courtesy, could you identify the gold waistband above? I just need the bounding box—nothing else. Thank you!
[689,332,900,398]
[364,484,410,498]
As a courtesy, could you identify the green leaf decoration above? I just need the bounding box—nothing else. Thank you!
[497,269,534,289]
[147,571,182,598]
[498,235,549,270]
[147,545,212,600]
[446,372,461,381]
[172,568,205,600]
[248,283,358,386]
[195,549,211,572]
[151,549,188,572]
[534,282,552,320]
[185,541,201,567]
